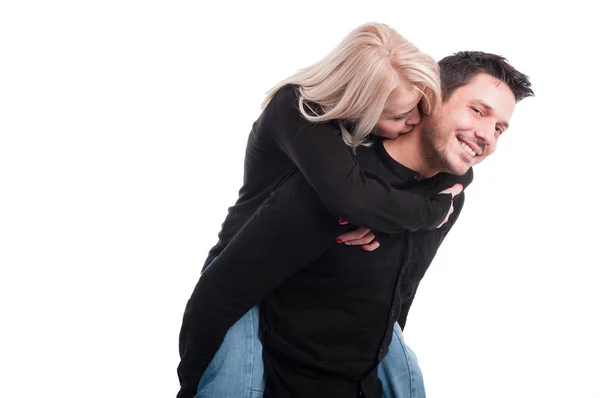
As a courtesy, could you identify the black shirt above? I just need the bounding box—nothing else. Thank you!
[177,137,473,398]
[202,85,452,270]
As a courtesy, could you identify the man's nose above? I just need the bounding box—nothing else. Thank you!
[474,121,496,146]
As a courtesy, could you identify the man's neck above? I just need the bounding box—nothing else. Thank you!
[382,126,439,178]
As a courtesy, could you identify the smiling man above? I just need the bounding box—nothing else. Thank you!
[177,51,534,398]
[385,62,520,178]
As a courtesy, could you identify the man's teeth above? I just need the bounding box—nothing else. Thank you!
[460,141,477,157]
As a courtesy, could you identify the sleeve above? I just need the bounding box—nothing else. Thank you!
[398,189,467,331]
[268,86,452,233]
[176,171,344,398]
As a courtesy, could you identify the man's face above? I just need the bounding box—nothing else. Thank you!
[422,73,516,175]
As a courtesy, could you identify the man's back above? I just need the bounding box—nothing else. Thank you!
[259,139,472,397]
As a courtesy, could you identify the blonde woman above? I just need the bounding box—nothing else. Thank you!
[178,22,464,398]
[199,22,461,270]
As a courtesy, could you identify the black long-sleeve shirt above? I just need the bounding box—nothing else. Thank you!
[177,138,473,398]
[202,85,452,269]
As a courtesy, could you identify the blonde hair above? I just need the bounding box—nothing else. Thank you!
[263,22,442,149]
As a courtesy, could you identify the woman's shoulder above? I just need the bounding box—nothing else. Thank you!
[268,84,301,113]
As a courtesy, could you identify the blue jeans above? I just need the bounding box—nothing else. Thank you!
[195,307,425,398]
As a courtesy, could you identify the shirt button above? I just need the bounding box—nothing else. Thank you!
[413,174,419,180]
[391,309,398,317]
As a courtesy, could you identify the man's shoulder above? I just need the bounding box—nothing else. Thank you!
[437,167,474,189]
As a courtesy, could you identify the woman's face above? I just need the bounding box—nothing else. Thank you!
[373,87,423,139]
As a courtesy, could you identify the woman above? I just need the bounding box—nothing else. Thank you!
[198,22,457,272]
[177,22,462,398]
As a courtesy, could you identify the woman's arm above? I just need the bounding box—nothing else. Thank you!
[269,86,452,233]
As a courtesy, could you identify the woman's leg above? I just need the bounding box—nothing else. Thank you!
[194,305,265,398]
[193,257,264,397]
[378,322,426,398]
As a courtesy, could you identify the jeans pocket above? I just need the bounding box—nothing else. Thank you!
[249,390,263,398]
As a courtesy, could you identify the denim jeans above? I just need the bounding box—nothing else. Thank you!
[378,322,425,398]
[195,305,265,398]
[195,260,425,398]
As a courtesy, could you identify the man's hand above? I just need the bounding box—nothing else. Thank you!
[436,183,463,228]
[336,221,380,252]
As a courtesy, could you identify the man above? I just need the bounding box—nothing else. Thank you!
[177,51,534,398]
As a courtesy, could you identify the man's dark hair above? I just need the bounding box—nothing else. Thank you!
[439,51,534,102]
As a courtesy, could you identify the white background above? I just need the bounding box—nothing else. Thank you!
[1,1,599,397]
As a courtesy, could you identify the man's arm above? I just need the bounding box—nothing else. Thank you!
[176,171,346,398]
[398,191,467,330]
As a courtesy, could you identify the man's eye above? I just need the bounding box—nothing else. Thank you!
[495,126,504,134]
[472,107,482,115]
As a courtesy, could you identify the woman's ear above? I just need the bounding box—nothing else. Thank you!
[420,88,432,115]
